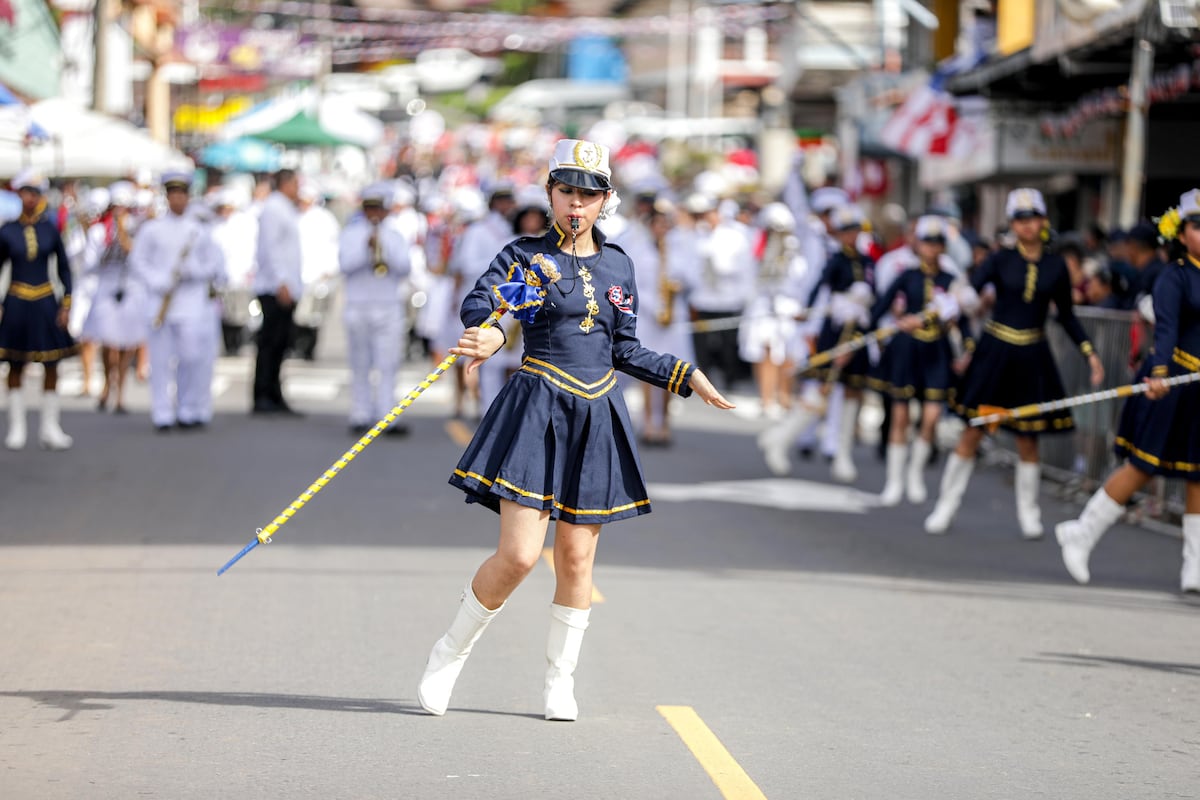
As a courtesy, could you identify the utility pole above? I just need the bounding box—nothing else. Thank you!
[1119,38,1153,227]
[92,0,109,112]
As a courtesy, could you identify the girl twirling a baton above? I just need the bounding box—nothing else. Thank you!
[419,140,733,721]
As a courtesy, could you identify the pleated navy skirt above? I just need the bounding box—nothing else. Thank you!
[870,332,954,402]
[807,319,870,387]
[0,293,78,364]
[449,364,652,525]
[1114,361,1200,478]
[952,331,1073,435]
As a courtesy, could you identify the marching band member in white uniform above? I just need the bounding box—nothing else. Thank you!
[338,183,413,436]
[740,202,809,419]
[130,172,226,431]
[82,181,147,414]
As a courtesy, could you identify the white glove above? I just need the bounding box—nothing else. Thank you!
[830,292,869,328]
[847,281,874,308]
[1137,293,1155,325]
[930,291,961,322]
[951,281,982,316]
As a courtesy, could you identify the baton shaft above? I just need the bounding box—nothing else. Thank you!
[254,306,507,545]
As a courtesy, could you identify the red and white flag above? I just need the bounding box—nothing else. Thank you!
[880,85,959,158]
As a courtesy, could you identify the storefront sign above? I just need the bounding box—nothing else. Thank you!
[175,25,325,79]
[173,97,253,134]
[999,116,1121,173]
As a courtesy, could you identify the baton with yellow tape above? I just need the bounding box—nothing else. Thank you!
[803,308,939,372]
[217,258,563,576]
[971,371,1200,432]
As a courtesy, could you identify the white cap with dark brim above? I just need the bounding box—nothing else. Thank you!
[548,139,613,191]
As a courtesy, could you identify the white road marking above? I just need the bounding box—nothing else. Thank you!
[647,478,878,513]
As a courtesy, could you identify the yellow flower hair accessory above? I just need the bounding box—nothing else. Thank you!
[1157,207,1181,242]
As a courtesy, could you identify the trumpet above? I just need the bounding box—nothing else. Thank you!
[371,222,387,277]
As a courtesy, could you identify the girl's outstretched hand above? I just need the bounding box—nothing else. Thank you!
[689,369,736,409]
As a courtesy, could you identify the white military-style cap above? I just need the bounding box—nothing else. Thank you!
[390,178,416,207]
[86,186,111,215]
[759,202,796,233]
[108,180,136,208]
[360,181,392,208]
[684,192,717,215]
[1005,187,1047,219]
[830,203,865,231]
[810,186,850,215]
[1178,188,1200,220]
[11,168,49,193]
[915,215,948,242]
[162,170,193,192]
[548,139,612,191]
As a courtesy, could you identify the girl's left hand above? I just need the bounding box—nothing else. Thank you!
[688,369,735,409]
[1088,353,1105,387]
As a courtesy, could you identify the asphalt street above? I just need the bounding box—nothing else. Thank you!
[1,340,1197,799]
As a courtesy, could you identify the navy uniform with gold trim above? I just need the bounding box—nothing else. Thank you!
[0,174,77,365]
[952,220,1094,434]
[925,188,1100,539]
[868,219,958,404]
[1055,190,1200,591]
[1113,252,1200,477]
[449,220,696,524]
[805,207,876,389]
[2,169,79,451]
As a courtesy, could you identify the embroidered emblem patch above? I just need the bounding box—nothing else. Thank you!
[607,285,635,316]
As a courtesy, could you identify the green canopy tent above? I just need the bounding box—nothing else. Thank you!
[249,111,352,147]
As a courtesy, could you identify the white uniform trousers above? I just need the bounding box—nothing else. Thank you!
[149,317,219,427]
[344,304,404,425]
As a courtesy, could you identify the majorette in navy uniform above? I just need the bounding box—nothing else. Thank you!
[868,215,964,506]
[800,203,875,483]
[419,139,732,722]
[925,188,1105,538]
[1057,189,1200,591]
[449,221,697,525]
[1,169,79,451]
[805,204,876,389]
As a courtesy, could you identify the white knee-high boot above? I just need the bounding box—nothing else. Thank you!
[1015,461,1043,539]
[5,389,26,450]
[906,438,932,504]
[924,452,976,534]
[38,390,73,451]
[830,397,861,483]
[758,386,823,476]
[417,582,504,716]
[1181,515,1200,593]
[544,603,590,721]
[879,443,907,506]
[1055,488,1124,585]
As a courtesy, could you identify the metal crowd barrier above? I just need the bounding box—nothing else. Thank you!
[995,306,1186,527]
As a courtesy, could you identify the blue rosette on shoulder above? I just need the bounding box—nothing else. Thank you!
[492,252,563,323]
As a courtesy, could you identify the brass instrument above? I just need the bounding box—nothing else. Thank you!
[154,230,198,329]
[371,222,388,277]
[655,230,681,327]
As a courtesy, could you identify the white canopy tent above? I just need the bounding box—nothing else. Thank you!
[0,98,193,180]
[219,89,384,149]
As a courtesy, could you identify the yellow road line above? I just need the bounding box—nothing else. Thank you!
[444,418,474,447]
[657,705,768,800]
[540,547,605,604]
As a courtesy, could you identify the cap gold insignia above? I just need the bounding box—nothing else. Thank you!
[573,141,603,172]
